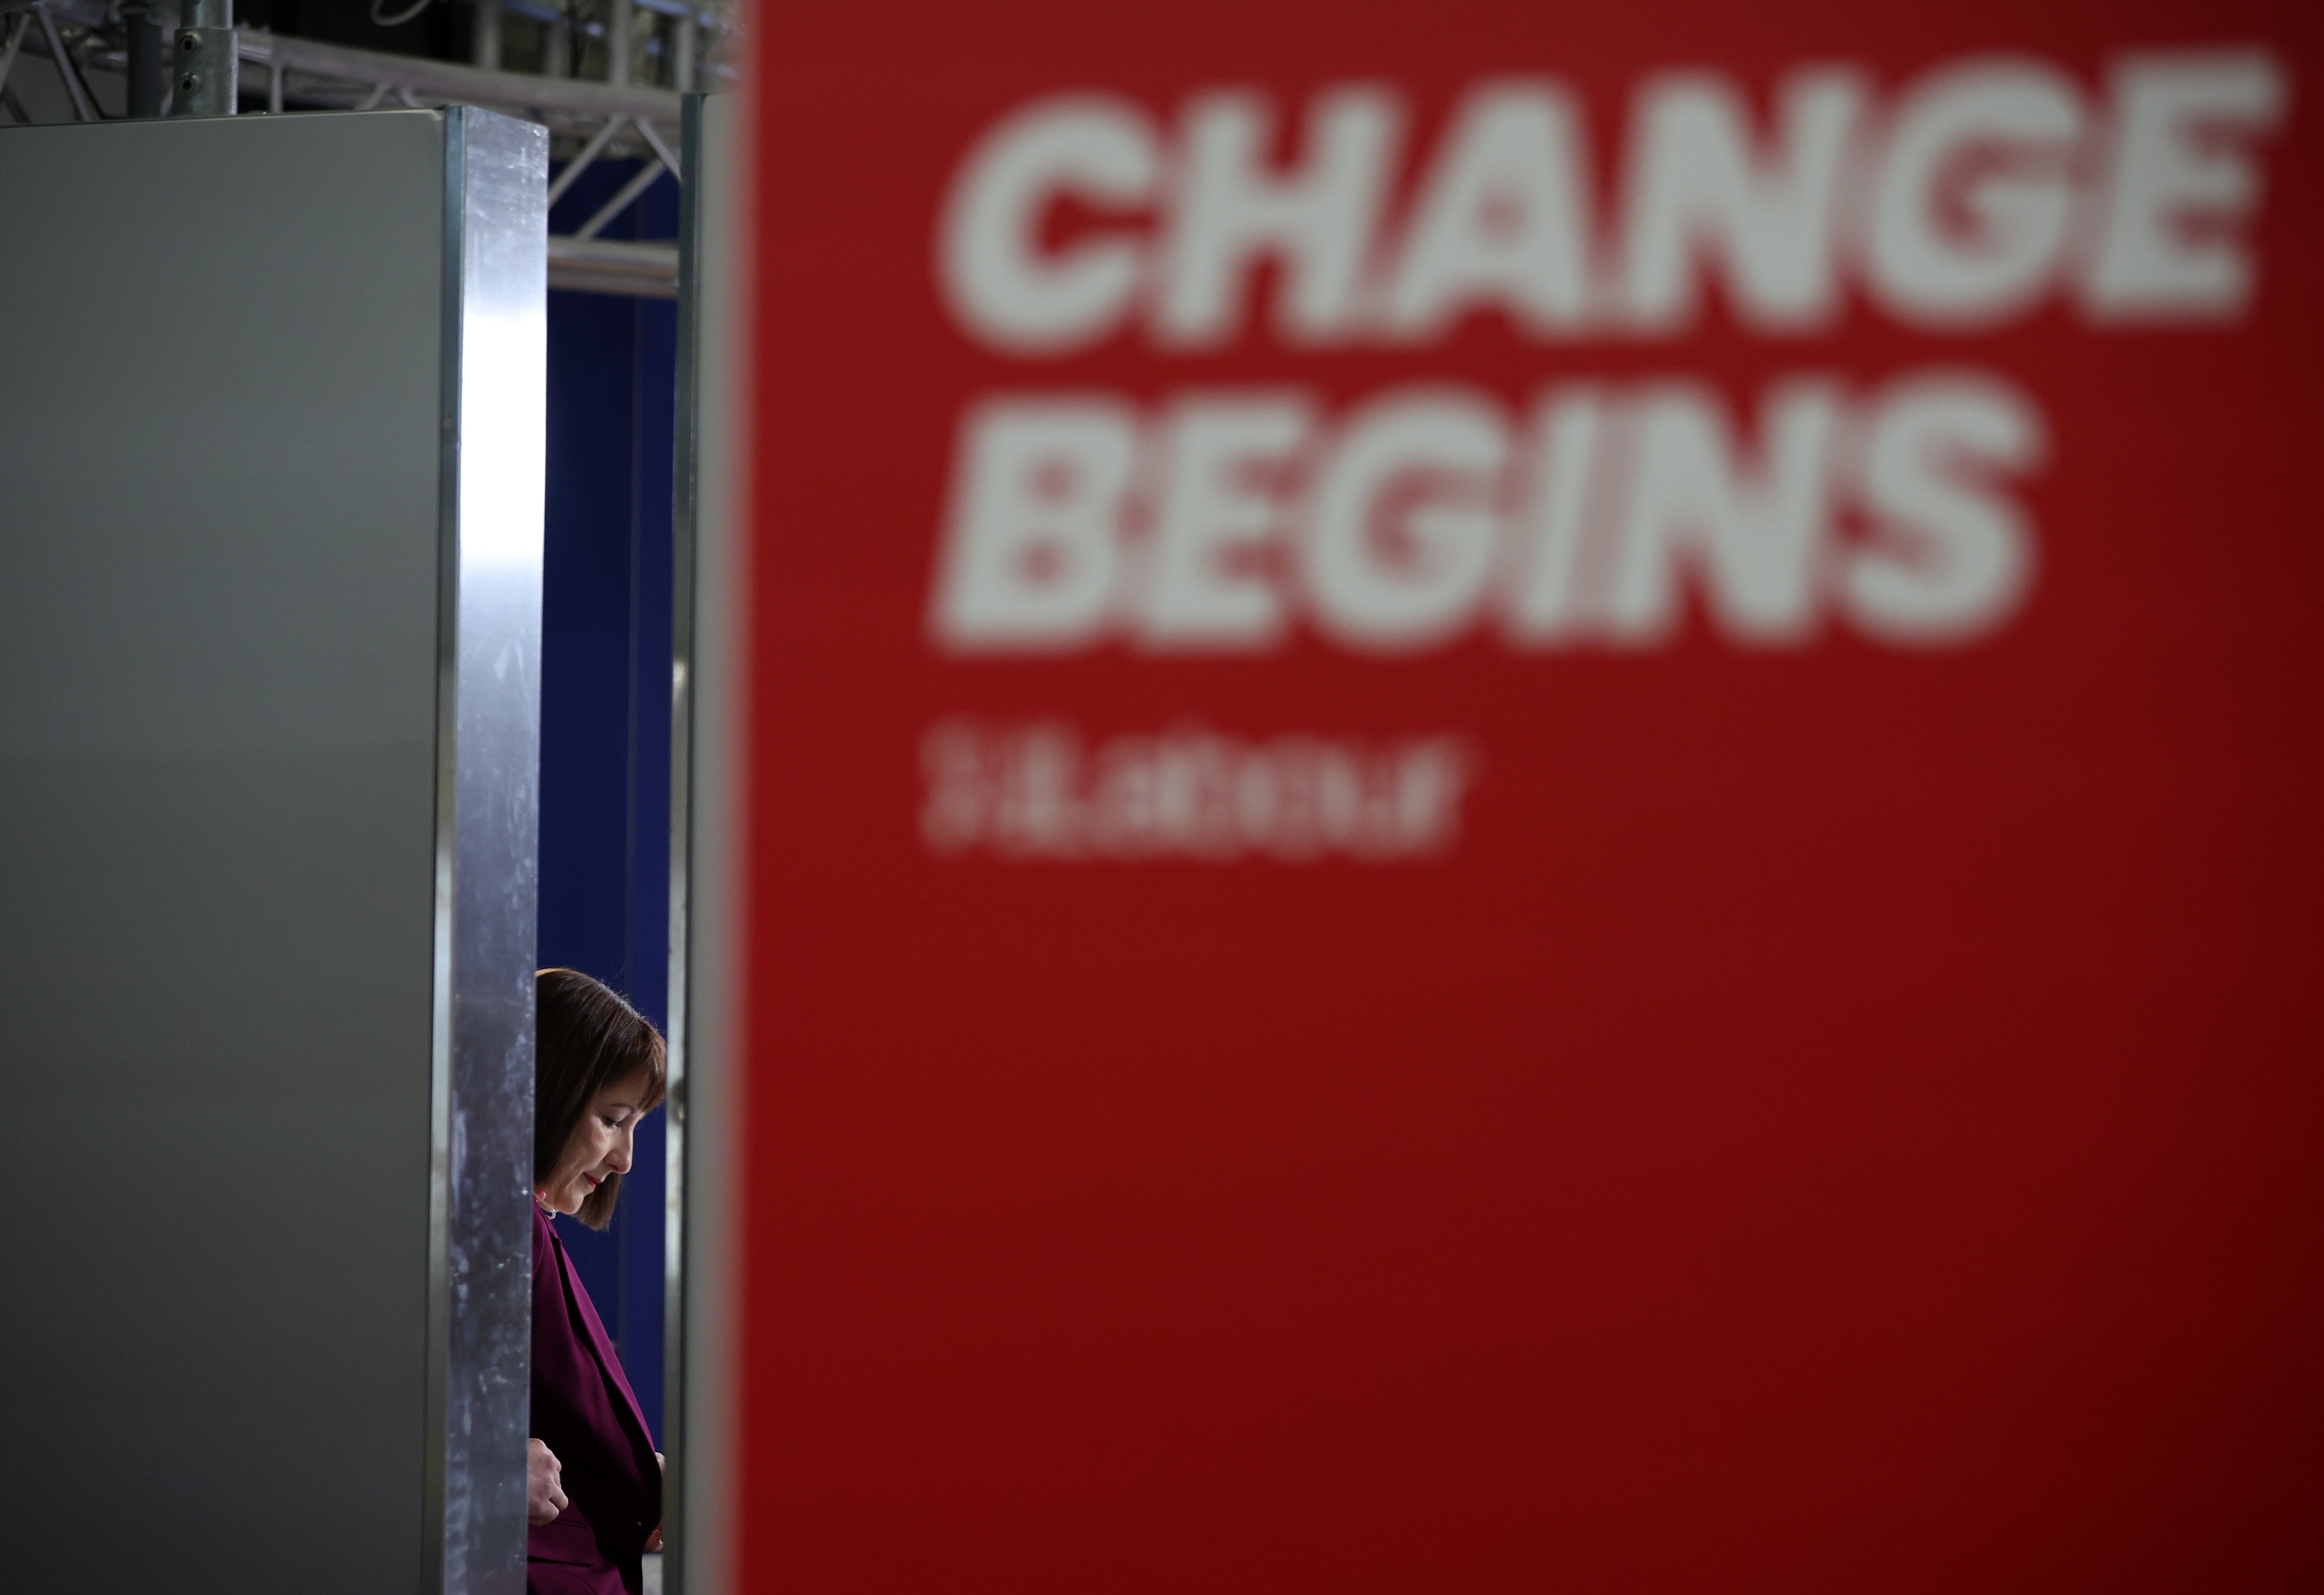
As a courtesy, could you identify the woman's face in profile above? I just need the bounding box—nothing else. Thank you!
[538,1077,650,1215]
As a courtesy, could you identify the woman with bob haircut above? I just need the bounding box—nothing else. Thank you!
[524,968,668,1595]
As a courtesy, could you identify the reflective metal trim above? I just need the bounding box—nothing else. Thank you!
[666,88,746,1595]
[662,90,698,1595]
[425,104,550,1595]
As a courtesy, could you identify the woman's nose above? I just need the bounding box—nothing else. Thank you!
[609,1127,634,1173]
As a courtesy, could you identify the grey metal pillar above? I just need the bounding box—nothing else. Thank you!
[672,11,696,93]
[473,0,502,71]
[543,3,570,78]
[667,89,743,1595]
[0,108,547,1595]
[125,0,169,117]
[607,0,633,85]
[171,0,236,117]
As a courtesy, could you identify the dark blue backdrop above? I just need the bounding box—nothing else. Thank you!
[538,157,679,1447]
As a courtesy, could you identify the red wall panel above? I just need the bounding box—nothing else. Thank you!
[738,4,2324,1587]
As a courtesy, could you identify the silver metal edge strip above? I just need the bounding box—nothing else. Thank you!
[426,103,551,1595]
[668,85,747,1595]
[422,105,469,1595]
[662,86,700,1595]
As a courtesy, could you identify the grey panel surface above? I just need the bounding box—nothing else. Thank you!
[669,89,745,1595]
[0,109,540,1592]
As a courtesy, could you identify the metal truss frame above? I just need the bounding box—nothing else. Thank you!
[0,0,718,297]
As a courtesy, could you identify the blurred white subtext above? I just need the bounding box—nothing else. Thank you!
[921,718,1475,861]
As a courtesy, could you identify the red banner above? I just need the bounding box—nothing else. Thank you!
[739,2,2324,1585]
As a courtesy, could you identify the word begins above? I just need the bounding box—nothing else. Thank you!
[921,719,1474,860]
[931,372,2041,654]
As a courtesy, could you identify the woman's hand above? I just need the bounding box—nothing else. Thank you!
[528,1438,568,1526]
[643,1451,666,1552]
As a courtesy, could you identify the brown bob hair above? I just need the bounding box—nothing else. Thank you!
[536,968,667,1230]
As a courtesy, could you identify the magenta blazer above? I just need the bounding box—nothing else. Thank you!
[528,1202,663,1595]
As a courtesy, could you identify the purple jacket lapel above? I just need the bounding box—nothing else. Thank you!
[547,1214,657,1463]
